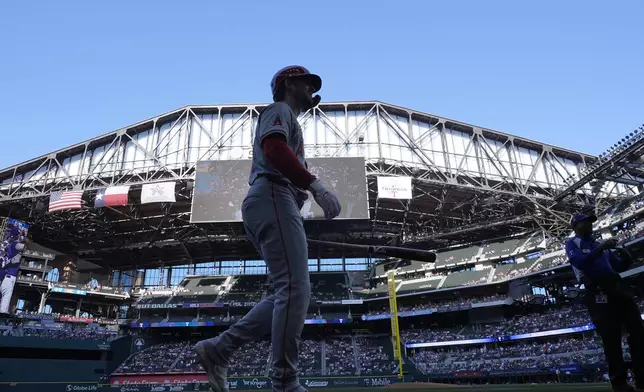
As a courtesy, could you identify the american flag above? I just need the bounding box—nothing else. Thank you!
[48,191,84,213]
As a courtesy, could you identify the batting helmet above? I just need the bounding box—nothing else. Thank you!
[270,65,322,101]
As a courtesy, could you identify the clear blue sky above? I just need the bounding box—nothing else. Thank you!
[0,1,642,170]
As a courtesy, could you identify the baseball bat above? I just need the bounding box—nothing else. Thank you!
[307,239,437,262]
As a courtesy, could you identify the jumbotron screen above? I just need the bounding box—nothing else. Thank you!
[191,157,369,223]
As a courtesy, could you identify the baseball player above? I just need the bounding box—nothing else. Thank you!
[567,213,644,392]
[194,66,341,392]
[0,227,26,314]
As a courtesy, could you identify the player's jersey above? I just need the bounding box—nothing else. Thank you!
[2,242,24,277]
[566,236,621,285]
[248,102,307,187]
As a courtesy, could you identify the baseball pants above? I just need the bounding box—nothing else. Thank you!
[0,274,16,313]
[586,287,644,387]
[205,178,310,392]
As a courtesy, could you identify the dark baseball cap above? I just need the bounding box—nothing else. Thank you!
[570,213,597,228]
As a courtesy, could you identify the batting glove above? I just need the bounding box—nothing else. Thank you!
[309,180,341,220]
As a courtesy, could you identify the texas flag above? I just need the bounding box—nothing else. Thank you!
[94,186,130,208]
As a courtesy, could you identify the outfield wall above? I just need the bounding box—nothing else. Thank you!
[2,376,402,392]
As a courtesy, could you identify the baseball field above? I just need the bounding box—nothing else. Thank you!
[375,383,615,392]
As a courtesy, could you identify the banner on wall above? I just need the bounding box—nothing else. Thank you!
[377,176,412,199]
[0,218,30,314]
[107,375,401,390]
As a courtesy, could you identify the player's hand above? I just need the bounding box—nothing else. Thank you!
[601,238,618,250]
[309,180,341,220]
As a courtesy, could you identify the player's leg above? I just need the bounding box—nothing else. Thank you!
[197,181,310,392]
[617,292,644,390]
[591,297,629,391]
[245,182,310,392]
[194,197,276,392]
[0,275,15,313]
[198,220,274,366]
[195,293,276,392]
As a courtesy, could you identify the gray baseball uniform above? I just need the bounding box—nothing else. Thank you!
[0,242,24,314]
[205,102,311,392]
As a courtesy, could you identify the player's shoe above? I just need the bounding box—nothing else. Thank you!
[193,341,229,392]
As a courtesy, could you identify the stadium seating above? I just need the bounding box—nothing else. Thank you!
[20,326,118,341]
[413,337,606,375]
[441,269,489,288]
[355,337,397,375]
[518,233,544,252]
[310,273,349,301]
[299,340,323,375]
[531,252,567,272]
[479,238,524,260]
[400,306,598,345]
[103,298,644,380]
[116,342,186,373]
[434,246,479,267]
[324,337,356,376]
[504,307,589,335]
[221,275,267,303]
[136,295,172,306]
[490,261,535,282]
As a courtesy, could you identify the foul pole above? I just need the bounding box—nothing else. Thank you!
[387,270,404,379]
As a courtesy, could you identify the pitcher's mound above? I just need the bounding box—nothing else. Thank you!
[385,383,464,389]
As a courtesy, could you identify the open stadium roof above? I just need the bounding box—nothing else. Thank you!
[0,101,639,270]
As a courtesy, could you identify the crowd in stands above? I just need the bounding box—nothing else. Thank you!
[115,337,393,377]
[325,337,356,376]
[403,306,591,344]
[0,310,120,339]
[22,326,118,340]
[5,323,119,341]
[504,306,588,335]
[413,337,607,375]
[490,262,534,282]
[117,342,185,373]
[173,340,271,376]
[365,294,506,316]
[300,339,323,376]
[615,225,644,245]
[50,280,129,296]
[419,353,607,374]
[110,326,618,378]
[355,337,397,375]
[531,254,567,271]
[449,338,602,362]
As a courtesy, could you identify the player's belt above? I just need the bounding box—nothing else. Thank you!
[256,174,290,187]
[254,174,308,207]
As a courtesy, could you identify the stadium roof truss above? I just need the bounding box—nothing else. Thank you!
[0,101,636,268]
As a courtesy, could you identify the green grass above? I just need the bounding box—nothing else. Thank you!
[351,384,615,392]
